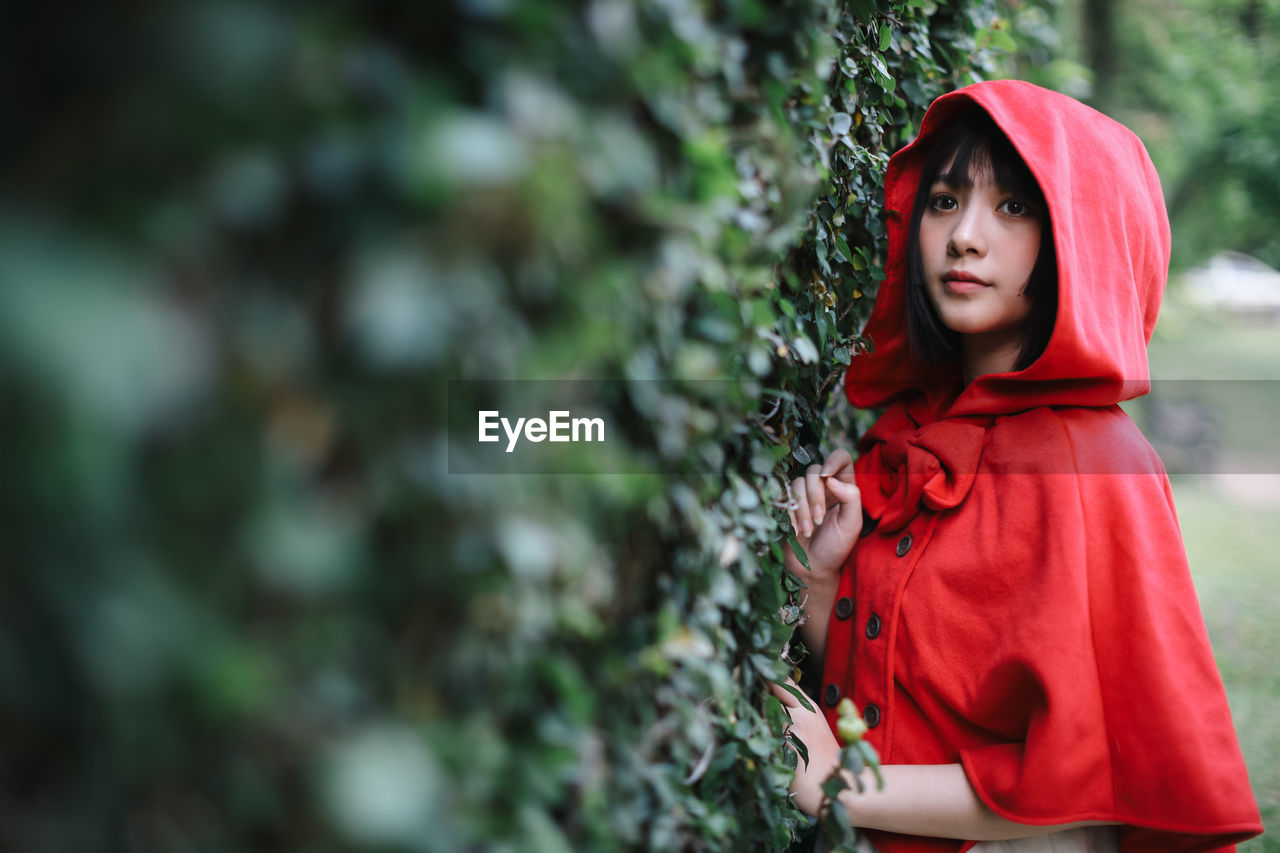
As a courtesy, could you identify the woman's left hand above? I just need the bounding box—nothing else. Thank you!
[770,679,842,816]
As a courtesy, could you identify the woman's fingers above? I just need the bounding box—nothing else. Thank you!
[768,679,841,817]
[789,450,858,540]
[804,464,826,526]
[821,447,853,477]
[825,477,863,539]
[786,497,800,541]
[785,478,801,536]
[789,475,813,538]
[825,475,860,506]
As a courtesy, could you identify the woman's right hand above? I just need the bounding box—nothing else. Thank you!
[784,448,862,587]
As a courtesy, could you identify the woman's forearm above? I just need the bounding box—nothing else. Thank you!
[796,576,838,664]
[838,764,1117,841]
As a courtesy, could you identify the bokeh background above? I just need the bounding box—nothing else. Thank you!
[1,0,1275,850]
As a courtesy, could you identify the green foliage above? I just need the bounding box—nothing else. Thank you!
[1,1,1003,849]
[998,0,1280,271]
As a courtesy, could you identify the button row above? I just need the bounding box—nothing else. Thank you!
[822,684,881,729]
[824,528,902,733]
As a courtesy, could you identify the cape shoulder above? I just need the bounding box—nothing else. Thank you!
[982,404,1169,479]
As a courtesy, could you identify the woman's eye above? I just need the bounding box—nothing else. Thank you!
[1000,198,1030,216]
[930,194,957,211]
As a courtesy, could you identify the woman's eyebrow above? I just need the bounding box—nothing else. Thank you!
[933,169,973,189]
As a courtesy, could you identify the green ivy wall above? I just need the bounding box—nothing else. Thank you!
[1,1,1009,849]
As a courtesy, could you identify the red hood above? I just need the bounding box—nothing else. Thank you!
[845,80,1171,417]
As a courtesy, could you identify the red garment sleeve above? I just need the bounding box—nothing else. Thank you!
[956,438,1261,852]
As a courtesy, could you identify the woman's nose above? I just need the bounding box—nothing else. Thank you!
[948,207,988,256]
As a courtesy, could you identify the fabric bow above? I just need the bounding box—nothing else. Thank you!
[854,401,988,533]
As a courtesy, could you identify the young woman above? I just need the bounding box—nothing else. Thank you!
[771,81,1262,852]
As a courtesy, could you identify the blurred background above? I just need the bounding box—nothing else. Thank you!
[1,0,1275,850]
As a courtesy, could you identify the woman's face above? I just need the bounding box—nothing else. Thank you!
[918,163,1043,352]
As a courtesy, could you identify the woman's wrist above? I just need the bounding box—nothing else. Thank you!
[802,571,839,608]
[796,575,840,662]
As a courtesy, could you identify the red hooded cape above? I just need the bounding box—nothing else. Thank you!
[820,81,1263,852]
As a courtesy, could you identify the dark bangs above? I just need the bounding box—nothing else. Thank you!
[932,119,1046,213]
[905,107,1059,372]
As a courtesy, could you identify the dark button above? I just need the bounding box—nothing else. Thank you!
[895,533,913,557]
[859,509,879,538]
[824,683,840,707]
[865,613,882,639]
[864,703,881,728]
[834,597,854,620]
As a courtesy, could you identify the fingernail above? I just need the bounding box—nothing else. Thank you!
[804,521,813,536]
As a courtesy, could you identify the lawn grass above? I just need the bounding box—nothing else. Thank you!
[1151,297,1277,849]
[1173,478,1280,850]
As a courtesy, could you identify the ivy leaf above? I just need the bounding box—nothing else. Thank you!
[834,232,853,263]
[821,772,849,799]
[821,797,856,847]
[989,29,1017,52]
[841,745,865,776]
[786,732,810,768]
[858,740,884,790]
[792,334,819,364]
[847,0,876,23]
[776,679,817,713]
[785,535,811,571]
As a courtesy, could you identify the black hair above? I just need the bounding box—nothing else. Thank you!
[905,107,1058,373]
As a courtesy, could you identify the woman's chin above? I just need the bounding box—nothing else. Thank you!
[937,314,994,336]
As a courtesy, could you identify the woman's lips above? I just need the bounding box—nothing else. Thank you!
[942,270,990,293]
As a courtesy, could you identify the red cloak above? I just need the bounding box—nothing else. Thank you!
[820,80,1263,852]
